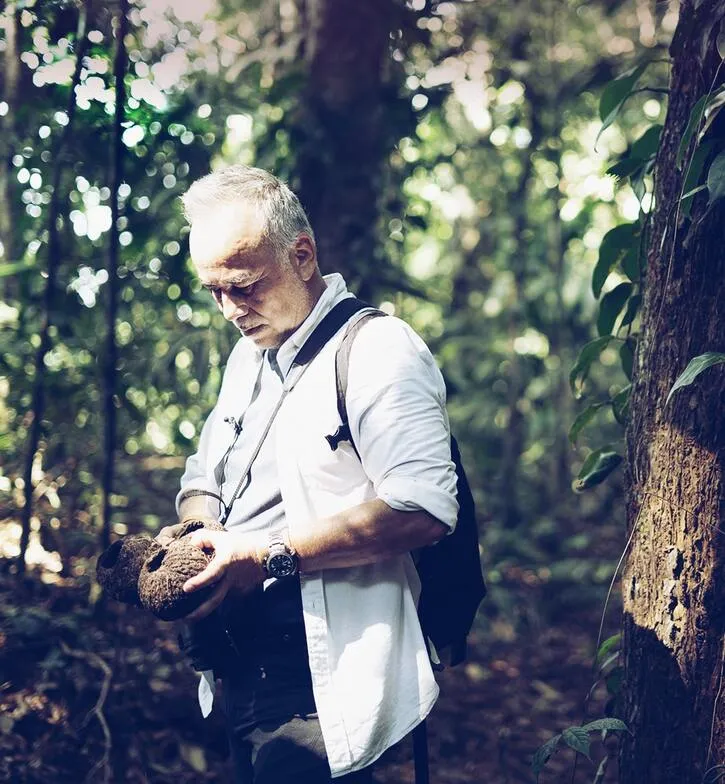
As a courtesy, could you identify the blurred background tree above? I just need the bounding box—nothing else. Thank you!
[0,1,701,782]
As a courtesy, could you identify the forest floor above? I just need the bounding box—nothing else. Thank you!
[0,555,621,784]
[0,459,623,784]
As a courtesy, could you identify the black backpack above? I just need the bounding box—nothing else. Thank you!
[325,300,487,667]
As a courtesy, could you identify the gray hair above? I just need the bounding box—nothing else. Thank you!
[181,165,315,256]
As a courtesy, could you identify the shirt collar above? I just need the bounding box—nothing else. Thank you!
[274,273,351,378]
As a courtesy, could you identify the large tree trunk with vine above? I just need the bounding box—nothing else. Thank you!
[620,2,725,781]
[290,0,402,298]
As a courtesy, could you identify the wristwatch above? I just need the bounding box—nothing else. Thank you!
[263,532,299,578]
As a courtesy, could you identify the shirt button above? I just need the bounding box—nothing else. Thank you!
[282,633,291,643]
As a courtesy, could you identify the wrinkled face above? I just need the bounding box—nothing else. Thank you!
[189,203,320,349]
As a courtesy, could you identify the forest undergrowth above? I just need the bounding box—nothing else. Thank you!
[0,460,622,784]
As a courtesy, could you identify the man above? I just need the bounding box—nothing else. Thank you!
[161,165,458,783]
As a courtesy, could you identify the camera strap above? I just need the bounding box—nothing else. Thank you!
[219,296,372,525]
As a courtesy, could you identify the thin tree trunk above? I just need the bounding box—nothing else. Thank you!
[0,1,20,285]
[620,1,725,780]
[291,0,401,298]
[101,0,127,552]
[18,2,90,573]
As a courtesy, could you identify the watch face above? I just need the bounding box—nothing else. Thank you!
[268,552,297,578]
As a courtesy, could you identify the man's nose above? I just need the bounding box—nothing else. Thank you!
[220,291,248,321]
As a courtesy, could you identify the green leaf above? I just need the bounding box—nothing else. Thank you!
[569,402,607,444]
[597,62,650,146]
[666,352,725,404]
[611,385,632,425]
[592,224,638,298]
[630,124,662,160]
[677,94,708,167]
[595,633,622,668]
[606,666,624,695]
[606,157,645,180]
[680,184,708,201]
[620,337,636,380]
[562,726,591,758]
[621,293,641,327]
[620,245,640,282]
[583,718,629,734]
[570,336,614,396]
[680,140,715,217]
[532,734,562,779]
[574,449,622,492]
[706,150,725,204]
[598,282,633,336]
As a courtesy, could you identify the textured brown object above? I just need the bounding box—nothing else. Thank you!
[96,519,225,619]
[96,536,161,606]
[176,518,224,538]
[138,538,217,621]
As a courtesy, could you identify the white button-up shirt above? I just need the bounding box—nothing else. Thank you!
[178,273,458,776]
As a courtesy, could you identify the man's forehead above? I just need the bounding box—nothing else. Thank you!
[189,203,269,274]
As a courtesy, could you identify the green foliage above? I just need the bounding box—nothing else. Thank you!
[532,718,629,781]
[574,448,623,493]
[596,61,650,146]
[706,150,725,203]
[666,353,725,404]
[591,223,638,298]
[570,337,615,398]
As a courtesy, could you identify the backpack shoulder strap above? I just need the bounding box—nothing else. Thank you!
[325,307,387,454]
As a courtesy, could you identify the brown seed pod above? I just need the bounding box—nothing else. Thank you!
[138,538,217,621]
[96,536,161,606]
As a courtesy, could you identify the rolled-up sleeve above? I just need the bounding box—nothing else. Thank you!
[345,317,458,531]
[174,402,221,515]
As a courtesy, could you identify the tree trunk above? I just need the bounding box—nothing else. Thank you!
[0,1,20,282]
[18,2,90,572]
[620,2,725,781]
[101,0,127,552]
[291,0,402,297]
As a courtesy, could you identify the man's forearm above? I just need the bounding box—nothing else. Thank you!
[178,493,219,525]
[287,499,448,573]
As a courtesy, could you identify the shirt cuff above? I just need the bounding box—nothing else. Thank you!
[376,475,458,532]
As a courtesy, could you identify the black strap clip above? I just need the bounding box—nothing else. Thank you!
[324,424,352,452]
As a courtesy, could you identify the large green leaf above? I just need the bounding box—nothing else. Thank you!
[592,224,638,298]
[583,718,629,734]
[570,336,614,396]
[630,124,662,160]
[620,246,640,282]
[666,352,725,404]
[620,338,636,380]
[598,282,633,336]
[611,384,632,425]
[676,94,708,167]
[562,726,591,758]
[606,157,645,180]
[569,402,607,444]
[595,633,622,668]
[574,449,623,492]
[596,62,650,146]
[532,734,562,780]
[706,150,725,203]
[620,293,641,327]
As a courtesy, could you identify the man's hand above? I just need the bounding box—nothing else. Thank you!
[181,529,266,622]
[155,522,188,546]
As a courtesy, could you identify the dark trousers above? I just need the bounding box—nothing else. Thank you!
[220,581,374,784]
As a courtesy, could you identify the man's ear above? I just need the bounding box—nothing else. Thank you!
[292,233,317,280]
